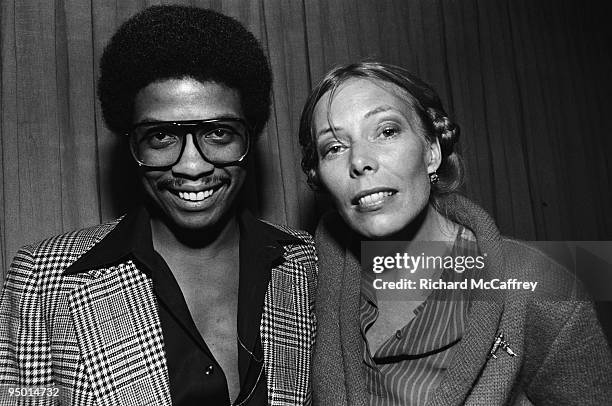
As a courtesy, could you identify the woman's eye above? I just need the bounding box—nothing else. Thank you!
[380,127,399,138]
[321,143,346,158]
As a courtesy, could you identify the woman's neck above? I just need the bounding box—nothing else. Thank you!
[383,203,458,243]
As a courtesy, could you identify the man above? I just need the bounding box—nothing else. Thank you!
[0,6,316,405]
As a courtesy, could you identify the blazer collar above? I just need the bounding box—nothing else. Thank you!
[64,207,151,275]
[64,207,303,276]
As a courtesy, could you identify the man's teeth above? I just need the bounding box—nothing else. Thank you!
[358,191,393,207]
[178,189,214,201]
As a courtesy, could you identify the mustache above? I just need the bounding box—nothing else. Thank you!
[156,176,230,189]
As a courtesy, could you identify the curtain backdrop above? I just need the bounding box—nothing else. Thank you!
[1,0,611,279]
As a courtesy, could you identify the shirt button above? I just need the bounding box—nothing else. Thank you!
[205,365,214,375]
[395,330,402,339]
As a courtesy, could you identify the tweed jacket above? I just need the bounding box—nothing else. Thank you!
[0,213,317,405]
[312,194,612,406]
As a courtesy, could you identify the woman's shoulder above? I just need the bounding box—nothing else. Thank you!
[315,211,350,243]
[500,238,581,300]
[503,239,612,396]
[497,238,607,353]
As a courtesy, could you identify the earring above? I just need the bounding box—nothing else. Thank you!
[429,172,439,184]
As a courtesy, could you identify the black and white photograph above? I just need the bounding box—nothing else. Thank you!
[0,0,611,404]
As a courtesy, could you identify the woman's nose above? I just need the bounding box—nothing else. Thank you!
[172,133,215,178]
[349,142,379,178]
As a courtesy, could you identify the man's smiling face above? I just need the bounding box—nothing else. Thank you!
[132,77,247,231]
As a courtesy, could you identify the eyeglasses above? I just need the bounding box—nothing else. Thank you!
[128,118,250,168]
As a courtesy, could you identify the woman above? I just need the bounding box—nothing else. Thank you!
[298,62,612,405]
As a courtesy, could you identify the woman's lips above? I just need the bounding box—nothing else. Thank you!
[352,188,398,212]
[357,191,394,207]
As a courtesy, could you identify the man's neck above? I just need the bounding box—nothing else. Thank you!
[150,211,242,401]
[150,213,240,261]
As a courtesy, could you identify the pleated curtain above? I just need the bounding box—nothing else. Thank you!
[1,0,611,279]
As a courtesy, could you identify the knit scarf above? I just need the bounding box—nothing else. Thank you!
[312,194,507,406]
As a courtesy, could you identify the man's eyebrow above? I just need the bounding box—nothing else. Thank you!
[134,114,244,125]
[135,117,164,124]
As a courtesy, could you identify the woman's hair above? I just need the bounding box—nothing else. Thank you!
[98,5,272,137]
[298,61,464,203]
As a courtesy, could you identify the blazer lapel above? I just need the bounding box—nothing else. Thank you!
[263,249,314,406]
[237,211,313,405]
[67,261,171,405]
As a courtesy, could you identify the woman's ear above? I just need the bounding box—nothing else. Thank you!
[308,168,321,191]
[427,137,442,174]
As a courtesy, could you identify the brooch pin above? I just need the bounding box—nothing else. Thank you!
[489,332,517,359]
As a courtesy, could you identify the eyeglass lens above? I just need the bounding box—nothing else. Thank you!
[131,120,248,167]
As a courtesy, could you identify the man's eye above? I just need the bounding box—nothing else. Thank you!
[203,128,236,143]
[145,131,178,148]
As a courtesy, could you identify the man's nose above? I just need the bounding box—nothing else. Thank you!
[349,141,379,178]
[172,133,215,178]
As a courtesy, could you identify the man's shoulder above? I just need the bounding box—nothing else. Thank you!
[4,218,124,293]
[258,219,314,246]
[253,219,317,279]
[14,218,123,266]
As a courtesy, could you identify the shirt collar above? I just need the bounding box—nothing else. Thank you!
[64,207,152,275]
[64,206,303,275]
[359,226,476,358]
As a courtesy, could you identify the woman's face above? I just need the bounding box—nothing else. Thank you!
[313,78,440,238]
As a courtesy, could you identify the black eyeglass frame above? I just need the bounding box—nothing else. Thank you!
[127,117,251,169]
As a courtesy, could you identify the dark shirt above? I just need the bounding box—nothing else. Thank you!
[65,207,302,405]
[360,227,478,405]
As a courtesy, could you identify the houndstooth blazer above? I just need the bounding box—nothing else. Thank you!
[0,215,317,405]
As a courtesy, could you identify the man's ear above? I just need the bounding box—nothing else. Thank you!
[427,137,442,174]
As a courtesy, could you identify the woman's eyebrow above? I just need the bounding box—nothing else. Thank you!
[363,105,395,119]
[316,105,400,139]
[316,126,342,139]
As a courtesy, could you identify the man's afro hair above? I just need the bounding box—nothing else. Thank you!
[98,5,272,136]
